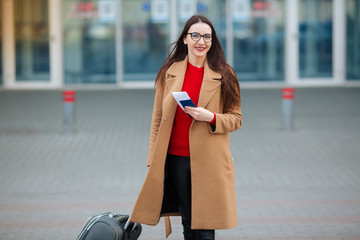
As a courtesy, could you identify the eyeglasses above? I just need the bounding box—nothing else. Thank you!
[187,32,212,43]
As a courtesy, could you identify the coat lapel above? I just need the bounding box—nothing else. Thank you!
[164,56,222,110]
[197,61,222,108]
[163,57,188,118]
[165,56,189,92]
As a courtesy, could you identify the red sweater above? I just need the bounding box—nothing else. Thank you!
[168,62,215,157]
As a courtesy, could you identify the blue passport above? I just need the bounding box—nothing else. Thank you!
[179,99,196,118]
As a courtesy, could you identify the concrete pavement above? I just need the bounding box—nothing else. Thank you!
[0,88,360,240]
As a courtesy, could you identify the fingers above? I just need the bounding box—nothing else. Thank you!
[185,106,196,113]
[185,106,196,118]
[185,107,212,122]
[185,107,200,115]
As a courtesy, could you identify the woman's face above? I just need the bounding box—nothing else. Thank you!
[183,22,212,62]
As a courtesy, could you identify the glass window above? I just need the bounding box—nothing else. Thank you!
[232,0,285,82]
[122,0,170,81]
[177,0,226,56]
[63,0,116,84]
[15,0,50,81]
[299,0,333,79]
[346,0,360,80]
[0,2,2,85]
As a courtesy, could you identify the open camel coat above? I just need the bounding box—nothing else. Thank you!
[129,56,242,237]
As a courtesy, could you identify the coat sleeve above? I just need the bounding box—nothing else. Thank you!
[209,65,242,134]
[147,80,165,167]
[209,104,242,134]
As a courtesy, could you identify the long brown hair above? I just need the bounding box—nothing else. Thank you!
[155,15,240,112]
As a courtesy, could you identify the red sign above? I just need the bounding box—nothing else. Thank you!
[67,2,98,19]
[76,2,94,12]
[251,1,282,18]
[253,1,269,10]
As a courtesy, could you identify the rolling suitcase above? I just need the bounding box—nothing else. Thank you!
[76,212,142,240]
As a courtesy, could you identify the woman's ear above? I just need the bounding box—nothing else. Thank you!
[183,37,187,45]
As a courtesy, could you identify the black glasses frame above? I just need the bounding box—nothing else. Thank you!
[187,32,212,42]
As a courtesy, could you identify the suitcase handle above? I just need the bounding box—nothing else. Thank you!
[124,218,139,231]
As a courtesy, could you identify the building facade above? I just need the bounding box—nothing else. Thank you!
[0,0,359,89]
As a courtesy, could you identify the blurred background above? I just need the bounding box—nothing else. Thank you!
[0,0,359,88]
[0,0,360,240]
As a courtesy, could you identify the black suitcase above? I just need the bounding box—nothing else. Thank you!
[76,212,142,240]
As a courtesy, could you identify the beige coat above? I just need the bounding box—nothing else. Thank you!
[130,57,242,236]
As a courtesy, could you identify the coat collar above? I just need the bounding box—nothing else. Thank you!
[166,56,222,108]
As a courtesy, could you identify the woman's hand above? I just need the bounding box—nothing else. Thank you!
[185,106,214,122]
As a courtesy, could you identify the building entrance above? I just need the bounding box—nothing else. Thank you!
[1,0,61,88]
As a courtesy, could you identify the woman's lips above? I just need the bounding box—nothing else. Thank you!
[195,47,205,51]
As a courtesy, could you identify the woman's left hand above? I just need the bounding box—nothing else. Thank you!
[185,106,214,122]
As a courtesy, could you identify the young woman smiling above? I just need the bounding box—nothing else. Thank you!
[130,15,242,240]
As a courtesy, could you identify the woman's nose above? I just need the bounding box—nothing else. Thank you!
[198,37,205,44]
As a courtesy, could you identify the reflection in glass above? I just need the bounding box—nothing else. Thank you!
[346,0,360,80]
[232,0,284,81]
[15,0,50,81]
[299,0,332,78]
[63,0,116,84]
[122,0,170,81]
[177,0,226,58]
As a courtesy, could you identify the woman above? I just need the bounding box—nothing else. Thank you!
[130,15,242,240]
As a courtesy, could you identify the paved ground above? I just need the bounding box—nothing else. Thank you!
[0,87,360,240]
